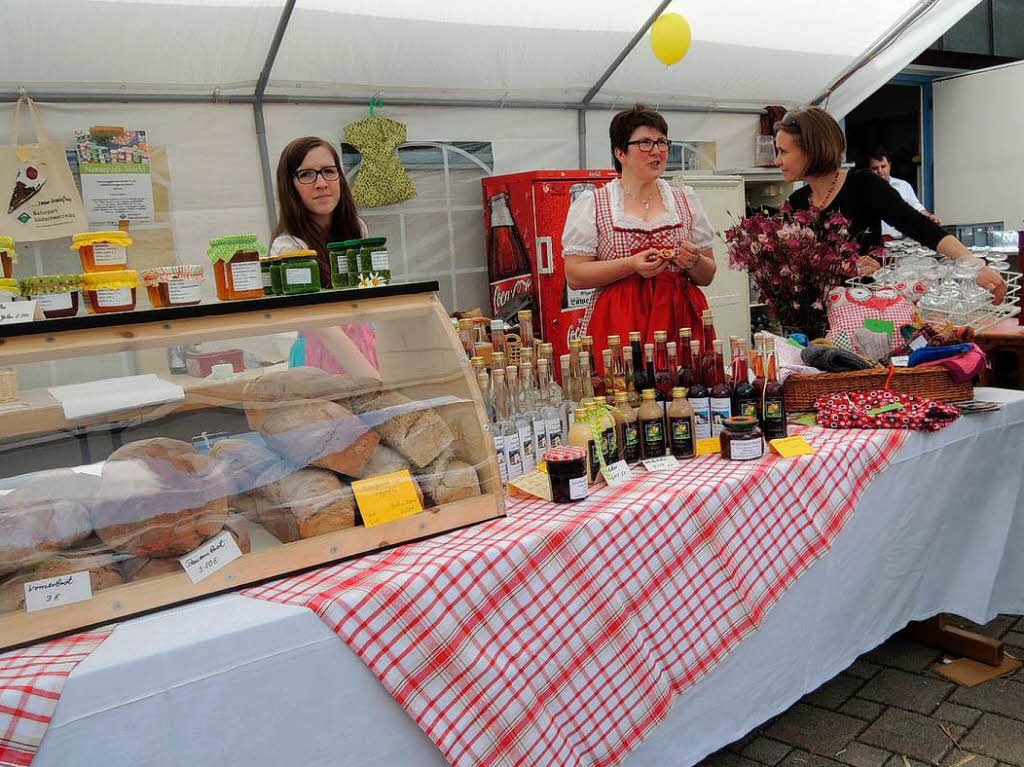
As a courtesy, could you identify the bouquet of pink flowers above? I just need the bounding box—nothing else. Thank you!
[725,205,862,338]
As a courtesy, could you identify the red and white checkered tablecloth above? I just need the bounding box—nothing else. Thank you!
[0,628,113,767]
[245,425,907,767]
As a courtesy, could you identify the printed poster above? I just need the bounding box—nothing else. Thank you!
[74,127,155,225]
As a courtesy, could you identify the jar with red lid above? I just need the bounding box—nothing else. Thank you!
[81,270,139,314]
[141,265,205,308]
[543,446,588,503]
[70,231,133,272]
[208,234,267,301]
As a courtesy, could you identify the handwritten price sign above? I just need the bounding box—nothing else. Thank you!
[0,300,37,325]
[179,531,243,584]
[24,571,93,613]
[352,469,424,527]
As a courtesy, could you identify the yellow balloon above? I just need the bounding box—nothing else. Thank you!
[650,12,692,66]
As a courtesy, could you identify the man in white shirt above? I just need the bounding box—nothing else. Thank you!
[868,148,942,239]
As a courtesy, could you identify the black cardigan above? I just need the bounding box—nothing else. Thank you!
[788,169,947,252]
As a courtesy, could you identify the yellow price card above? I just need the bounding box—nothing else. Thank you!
[769,436,816,458]
[696,437,721,456]
[352,469,424,527]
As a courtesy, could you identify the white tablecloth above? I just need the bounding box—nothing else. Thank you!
[34,389,1024,767]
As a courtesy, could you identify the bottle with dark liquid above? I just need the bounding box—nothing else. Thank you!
[762,352,788,440]
[687,339,712,440]
[613,390,641,465]
[732,340,759,420]
[608,334,628,395]
[653,331,674,404]
[667,386,696,460]
[677,328,696,389]
[699,311,716,391]
[709,339,733,438]
[639,389,666,459]
[582,336,605,396]
[644,343,659,402]
[629,331,647,394]
[623,354,641,409]
[487,192,531,284]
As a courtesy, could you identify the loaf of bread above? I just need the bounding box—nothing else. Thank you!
[257,468,356,543]
[0,552,125,613]
[119,513,252,582]
[93,438,228,557]
[0,469,98,576]
[228,489,270,524]
[210,438,285,496]
[415,451,481,507]
[257,399,379,478]
[361,445,411,478]
[358,392,455,468]
[243,366,381,431]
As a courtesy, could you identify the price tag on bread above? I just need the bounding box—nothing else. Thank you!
[352,469,424,527]
[24,571,93,613]
[180,530,243,584]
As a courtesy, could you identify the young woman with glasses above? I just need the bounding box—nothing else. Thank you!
[775,108,1005,302]
[270,136,378,378]
[561,105,718,374]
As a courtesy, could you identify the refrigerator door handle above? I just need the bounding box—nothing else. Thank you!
[537,236,554,275]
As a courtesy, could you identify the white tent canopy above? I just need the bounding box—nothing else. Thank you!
[5,0,979,115]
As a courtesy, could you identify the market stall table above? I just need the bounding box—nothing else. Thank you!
[21,389,1024,767]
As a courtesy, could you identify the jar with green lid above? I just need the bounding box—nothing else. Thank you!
[276,250,321,295]
[19,274,83,318]
[207,233,267,301]
[260,256,279,295]
[327,239,361,289]
[356,237,390,287]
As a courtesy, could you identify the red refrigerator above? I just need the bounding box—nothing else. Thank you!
[483,169,618,373]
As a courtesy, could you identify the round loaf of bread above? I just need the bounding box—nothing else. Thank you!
[257,399,379,478]
[210,438,284,496]
[243,367,381,431]
[0,552,125,614]
[257,469,356,543]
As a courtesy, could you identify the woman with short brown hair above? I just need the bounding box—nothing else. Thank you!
[775,107,1005,301]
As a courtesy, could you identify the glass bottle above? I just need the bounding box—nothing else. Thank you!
[517,309,534,352]
[732,341,758,420]
[667,386,696,460]
[677,328,696,389]
[567,405,597,485]
[471,357,493,422]
[709,339,733,438]
[560,353,577,429]
[700,310,716,390]
[653,331,674,404]
[644,343,659,402]
[629,331,647,394]
[592,400,619,475]
[687,339,712,440]
[458,319,476,359]
[752,349,766,403]
[667,342,678,397]
[492,368,521,481]
[613,390,641,465]
[490,350,506,379]
[537,358,564,448]
[762,352,788,441]
[639,389,667,459]
[540,343,563,404]
[608,334,628,395]
[582,336,604,396]
[580,353,595,401]
[602,349,614,397]
[506,366,536,474]
[491,319,507,358]
[568,339,584,404]
[487,192,530,284]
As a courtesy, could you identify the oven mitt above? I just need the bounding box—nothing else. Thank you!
[801,343,876,373]
[908,343,972,367]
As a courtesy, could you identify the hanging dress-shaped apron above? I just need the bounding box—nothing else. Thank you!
[582,183,712,373]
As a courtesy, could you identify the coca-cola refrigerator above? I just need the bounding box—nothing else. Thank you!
[483,169,618,369]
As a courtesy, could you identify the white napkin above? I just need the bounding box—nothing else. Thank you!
[49,374,185,420]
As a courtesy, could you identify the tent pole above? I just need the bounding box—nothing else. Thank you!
[578,109,587,169]
[253,0,298,232]
[582,0,673,105]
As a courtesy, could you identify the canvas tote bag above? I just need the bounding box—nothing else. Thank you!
[0,95,89,241]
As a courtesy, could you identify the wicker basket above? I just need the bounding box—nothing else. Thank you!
[0,368,17,404]
[783,366,973,412]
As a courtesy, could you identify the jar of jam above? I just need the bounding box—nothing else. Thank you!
[720,416,765,461]
[276,250,322,294]
[141,265,205,308]
[207,234,267,301]
[260,256,278,295]
[0,237,17,279]
[356,237,390,287]
[81,270,139,314]
[327,239,360,289]
[0,278,19,303]
[543,446,588,503]
[19,274,83,318]
[71,231,132,272]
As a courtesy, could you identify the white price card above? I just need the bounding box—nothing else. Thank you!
[891,355,909,367]
[0,300,36,325]
[179,531,243,584]
[642,455,680,473]
[24,571,93,613]
[601,460,633,487]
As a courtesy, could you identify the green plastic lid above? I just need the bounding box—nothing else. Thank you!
[359,237,387,248]
[327,239,364,250]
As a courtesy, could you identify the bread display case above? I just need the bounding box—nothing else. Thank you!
[0,281,503,649]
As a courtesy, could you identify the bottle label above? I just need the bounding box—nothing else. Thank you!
[729,436,765,461]
[230,260,262,292]
[546,418,564,448]
[765,399,784,420]
[569,475,588,500]
[622,422,640,463]
[167,278,202,304]
[710,397,732,437]
[518,425,535,472]
[738,401,758,419]
[600,426,617,465]
[285,267,313,286]
[691,399,712,440]
[493,434,508,482]
[641,418,665,458]
[670,416,695,458]
[533,420,548,452]
[505,433,523,479]
[587,438,601,481]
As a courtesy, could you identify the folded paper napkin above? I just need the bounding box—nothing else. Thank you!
[815,390,961,431]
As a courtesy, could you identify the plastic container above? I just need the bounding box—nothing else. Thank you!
[0,278,19,303]
[184,348,245,378]
[543,446,588,503]
[207,234,267,301]
[0,237,17,279]
[19,274,83,318]
[260,256,278,295]
[720,416,765,461]
[327,239,361,289]
[81,270,139,314]
[71,231,133,272]
[141,265,205,308]
[275,250,322,295]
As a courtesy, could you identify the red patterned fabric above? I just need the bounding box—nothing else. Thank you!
[246,425,906,767]
[0,629,113,767]
[816,390,961,431]
[825,286,915,352]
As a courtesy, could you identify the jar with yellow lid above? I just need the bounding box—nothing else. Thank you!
[19,274,83,318]
[81,270,139,314]
[0,278,20,303]
[141,265,205,308]
[0,236,18,279]
[275,250,322,295]
[71,230,133,272]
[207,234,267,301]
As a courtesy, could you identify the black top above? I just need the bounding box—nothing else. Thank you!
[788,169,947,252]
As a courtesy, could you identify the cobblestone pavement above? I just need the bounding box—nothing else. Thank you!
[697,616,1024,767]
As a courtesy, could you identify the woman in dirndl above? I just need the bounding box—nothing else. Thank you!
[562,105,718,375]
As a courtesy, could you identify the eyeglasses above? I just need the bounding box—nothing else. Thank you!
[294,166,341,184]
[626,138,671,153]
[780,112,801,131]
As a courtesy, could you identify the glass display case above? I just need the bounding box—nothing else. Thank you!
[0,282,503,649]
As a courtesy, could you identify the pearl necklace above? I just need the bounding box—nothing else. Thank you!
[810,170,841,210]
[622,182,656,211]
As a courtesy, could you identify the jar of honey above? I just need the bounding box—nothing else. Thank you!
[141,265,205,308]
[71,231,133,272]
[81,270,139,314]
[0,237,17,279]
[207,234,267,301]
[18,274,83,318]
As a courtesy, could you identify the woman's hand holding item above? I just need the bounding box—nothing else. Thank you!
[673,240,701,271]
[632,248,669,279]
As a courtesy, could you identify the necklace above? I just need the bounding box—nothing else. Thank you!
[810,170,841,209]
[622,182,656,211]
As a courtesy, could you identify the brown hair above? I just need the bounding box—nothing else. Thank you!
[774,107,845,177]
[273,136,362,285]
[609,105,669,173]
